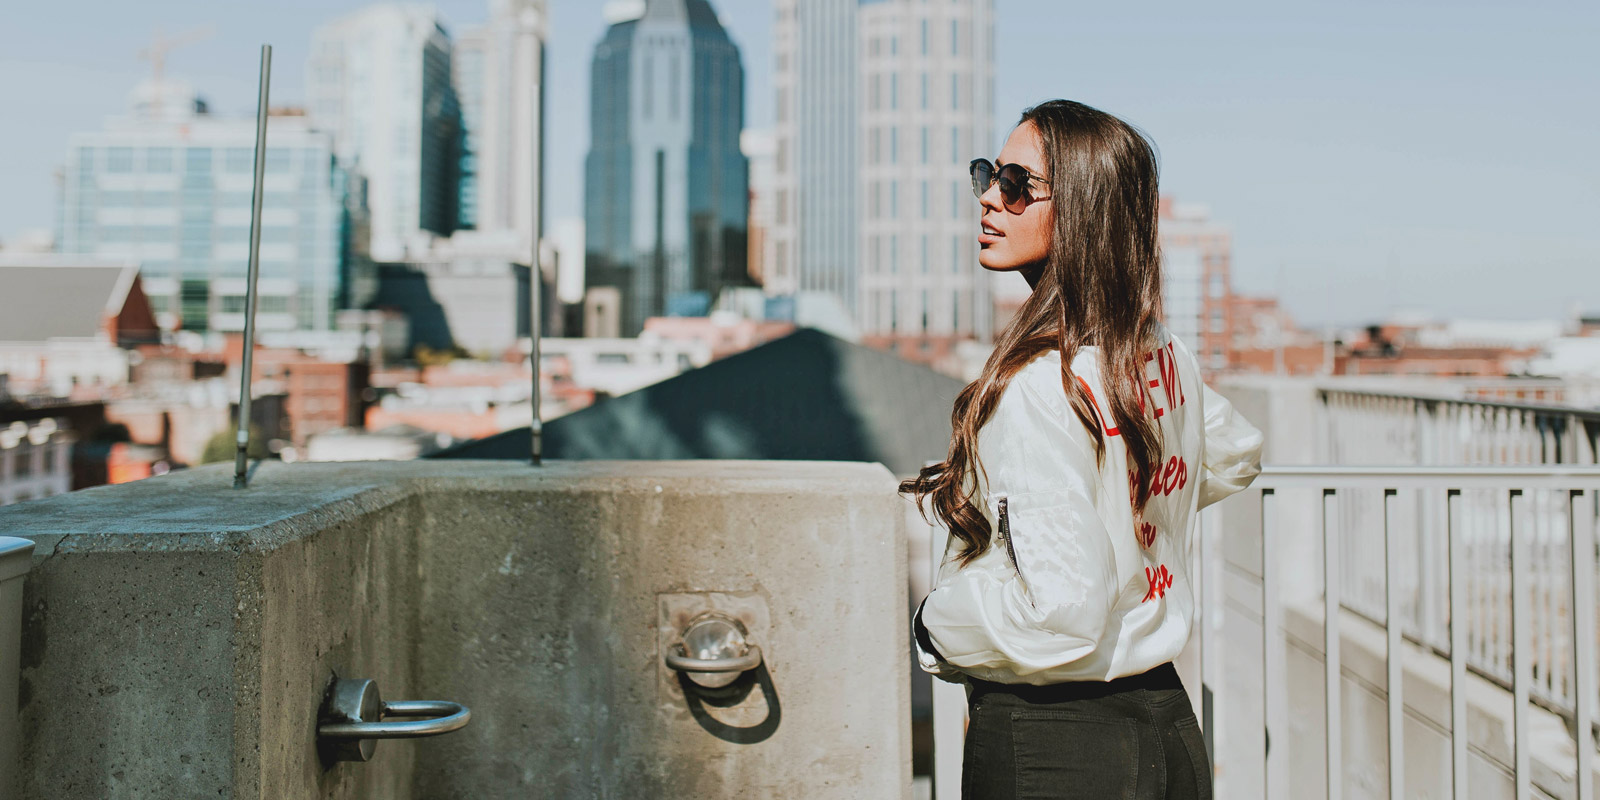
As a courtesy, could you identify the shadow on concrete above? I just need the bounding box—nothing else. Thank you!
[677,662,781,745]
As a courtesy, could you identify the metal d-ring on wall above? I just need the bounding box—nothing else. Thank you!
[664,613,764,690]
[317,678,471,763]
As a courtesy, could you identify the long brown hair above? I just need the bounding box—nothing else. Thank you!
[900,100,1165,567]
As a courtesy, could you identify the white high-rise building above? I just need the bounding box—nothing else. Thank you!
[773,0,994,364]
[858,0,994,359]
[454,0,547,259]
[770,0,857,310]
[308,4,460,263]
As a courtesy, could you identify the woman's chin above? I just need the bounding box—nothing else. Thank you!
[977,249,1016,272]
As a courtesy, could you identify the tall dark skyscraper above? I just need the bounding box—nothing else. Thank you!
[584,0,749,337]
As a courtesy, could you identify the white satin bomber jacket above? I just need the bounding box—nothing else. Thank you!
[914,328,1263,685]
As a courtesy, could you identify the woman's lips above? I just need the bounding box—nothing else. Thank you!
[978,222,1004,246]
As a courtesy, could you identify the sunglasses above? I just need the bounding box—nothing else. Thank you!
[969,158,1050,213]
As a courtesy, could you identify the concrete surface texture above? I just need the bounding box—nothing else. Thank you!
[0,460,913,799]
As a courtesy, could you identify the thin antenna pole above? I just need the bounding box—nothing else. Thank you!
[234,44,271,489]
[529,37,546,467]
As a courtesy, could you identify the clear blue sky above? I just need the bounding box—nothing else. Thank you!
[3,0,1596,327]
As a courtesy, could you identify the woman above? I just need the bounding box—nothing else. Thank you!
[904,100,1264,799]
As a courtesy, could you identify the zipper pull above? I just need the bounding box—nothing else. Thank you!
[998,497,1019,573]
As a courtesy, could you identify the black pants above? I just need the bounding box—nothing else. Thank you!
[961,662,1212,800]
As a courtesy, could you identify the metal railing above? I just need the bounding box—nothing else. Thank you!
[1320,387,1600,467]
[1244,466,1599,800]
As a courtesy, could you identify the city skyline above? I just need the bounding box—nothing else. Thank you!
[3,0,1596,328]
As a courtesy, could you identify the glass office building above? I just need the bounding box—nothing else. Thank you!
[584,0,750,337]
[58,84,360,333]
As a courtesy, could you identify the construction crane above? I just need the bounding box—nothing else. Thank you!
[137,25,215,117]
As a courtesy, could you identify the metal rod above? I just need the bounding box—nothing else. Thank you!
[233,44,271,489]
[1448,490,1469,800]
[1384,488,1405,799]
[1570,489,1596,800]
[528,38,546,467]
[1511,489,1531,800]
[1324,488,1342,800]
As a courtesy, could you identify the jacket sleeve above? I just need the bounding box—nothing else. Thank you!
[916,371,1120,681]
[1196,383,1264,509]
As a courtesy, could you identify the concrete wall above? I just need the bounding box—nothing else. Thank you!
[0,460,912,799]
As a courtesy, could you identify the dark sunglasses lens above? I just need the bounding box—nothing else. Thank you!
[969,160,993,199]
[997,165,1031,210]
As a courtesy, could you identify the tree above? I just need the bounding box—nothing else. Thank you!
[200,424,269,464]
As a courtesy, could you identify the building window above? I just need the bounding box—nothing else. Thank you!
[265,148,292,173]
[870,74,880,111]
[106,148,135,173]
[225,148,254,173]
[890,73,898,110]
[920,73,928,110]
[920,126,928,163]
[951,19,960,56]
[951,74,960,110]
[890,126,898,163]
[921,20,929,55]
[920,180,929,217]
[1211,311,1225,332]
[186,148,212,174]
[146,148,174,172]
[890,180,898,218]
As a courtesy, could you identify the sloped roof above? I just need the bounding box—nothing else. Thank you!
[0,257,141,344]
[432,328,964,476]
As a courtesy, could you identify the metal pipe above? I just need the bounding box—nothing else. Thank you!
[234,44,271,489]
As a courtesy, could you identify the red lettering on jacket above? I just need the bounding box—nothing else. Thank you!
[1143,565,1174,602]
[1076,376,1120,437]
[1137,520,1158,548]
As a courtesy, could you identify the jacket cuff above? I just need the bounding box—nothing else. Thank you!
[914,595,965,682]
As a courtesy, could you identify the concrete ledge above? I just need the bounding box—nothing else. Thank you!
[0,460,912,799]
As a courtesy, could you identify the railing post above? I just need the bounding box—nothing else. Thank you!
[0,537,34,797]
[1323,488,1342,800]
[1447,489,1470,800]
[1262,487,1286,799]
[1384,488,1405,799]
[1510,488,1532,800]
[1570,489,1596,800]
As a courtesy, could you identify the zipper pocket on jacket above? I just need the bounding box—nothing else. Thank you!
[996,497,1031,598]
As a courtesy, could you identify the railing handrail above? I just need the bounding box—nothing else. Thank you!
[1319,385,1600,421]
[1258,464,1600,489]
